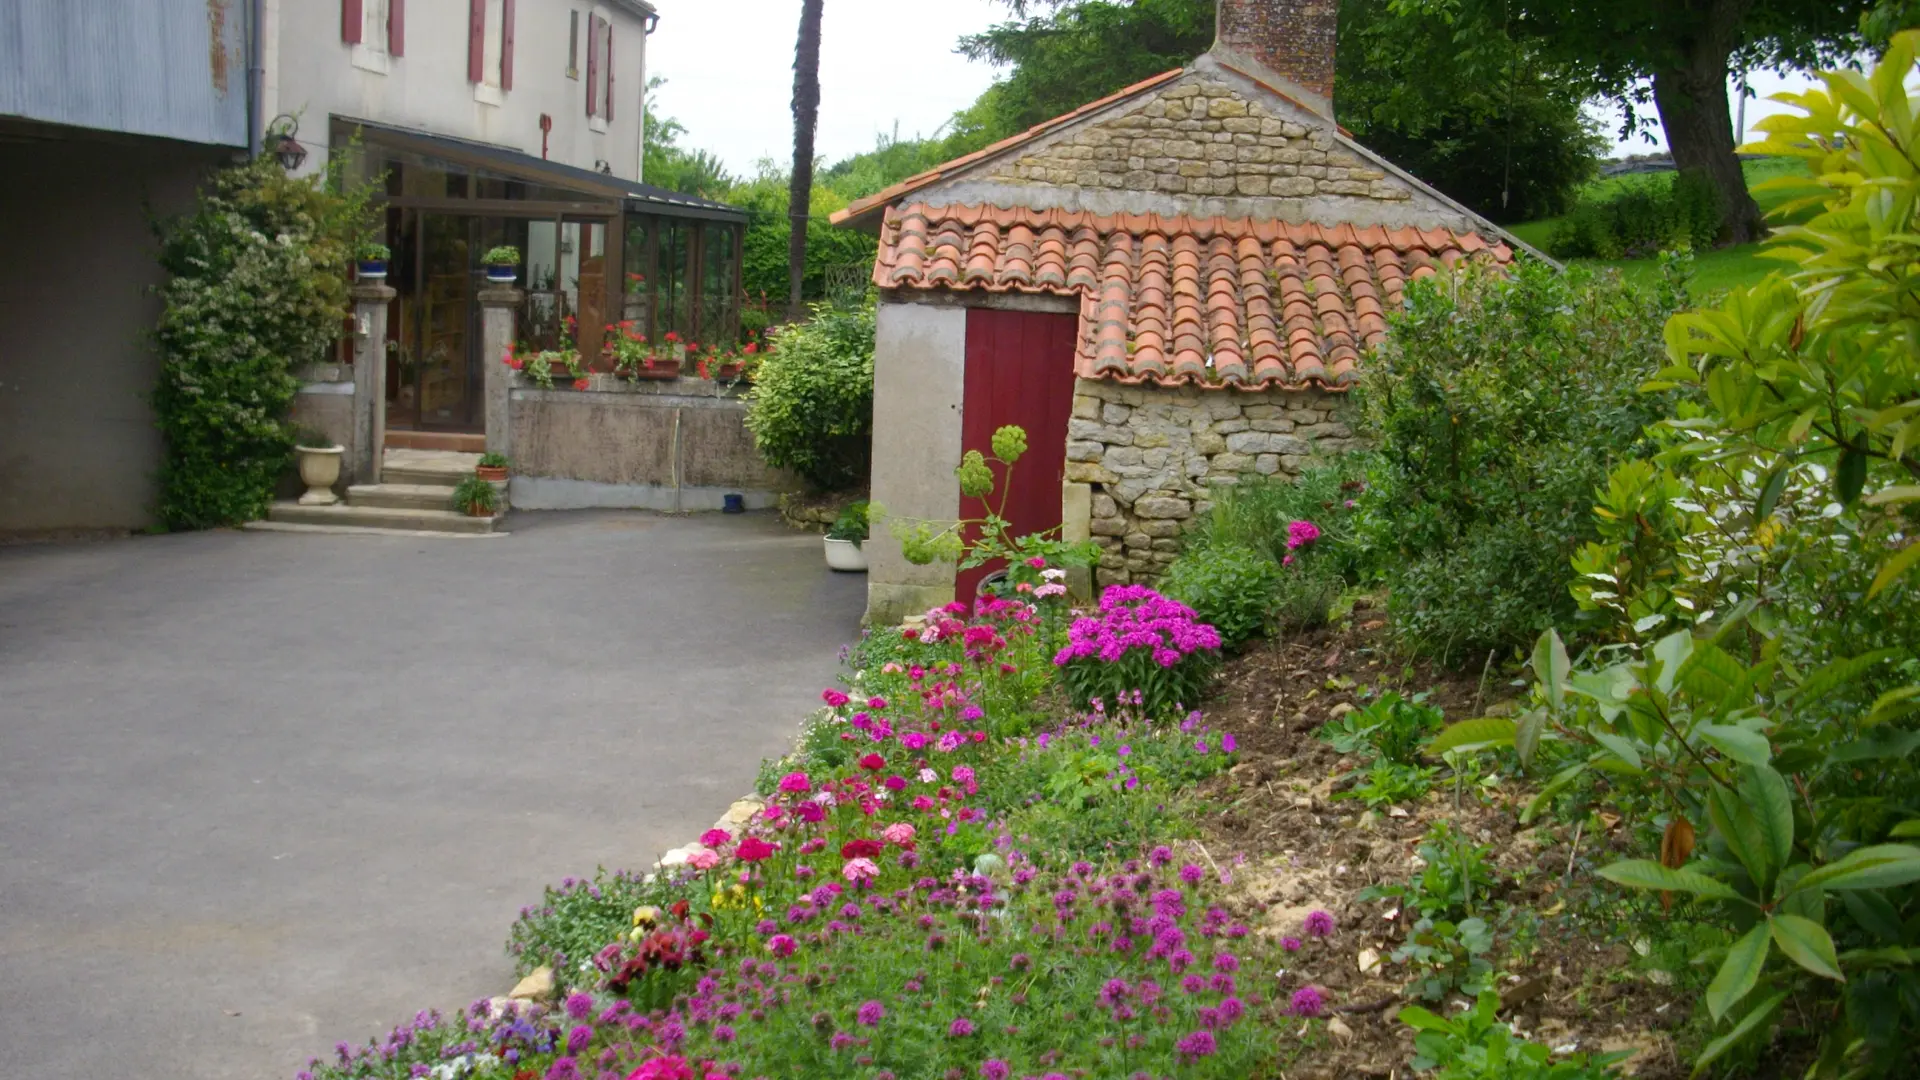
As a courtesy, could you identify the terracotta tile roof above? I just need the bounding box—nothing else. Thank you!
[875,203,1512,391]
[830,69,1187,231]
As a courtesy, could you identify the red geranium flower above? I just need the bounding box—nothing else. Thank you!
[839,838,884,860]
[735,836,777,862]
[858,753,886,771]
[573,377,591,390]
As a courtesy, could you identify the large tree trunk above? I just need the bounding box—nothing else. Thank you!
[787,0,824,322]
[1650,0,1765,245]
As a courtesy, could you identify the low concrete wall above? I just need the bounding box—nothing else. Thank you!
[506,376,797,512]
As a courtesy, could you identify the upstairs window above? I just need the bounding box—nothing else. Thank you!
[586,15,614,122]
[469,0,517,92]
[342,0,404,62]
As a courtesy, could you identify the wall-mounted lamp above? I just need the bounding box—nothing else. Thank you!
[265,114,308,171]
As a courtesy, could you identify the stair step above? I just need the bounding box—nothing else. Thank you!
[380,463,472,488]
[266,501,501,535]
[348,483,466,511]
[385,431,487,452]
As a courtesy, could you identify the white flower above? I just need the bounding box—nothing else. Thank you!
[918,768,938,783]
[1041,568,1067,582]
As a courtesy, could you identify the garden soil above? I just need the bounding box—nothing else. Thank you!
[1194,604,1690,1079]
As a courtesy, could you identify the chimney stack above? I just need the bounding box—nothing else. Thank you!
[1213,0,1337,120]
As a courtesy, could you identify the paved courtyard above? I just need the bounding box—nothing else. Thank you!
[0,511,866,1080]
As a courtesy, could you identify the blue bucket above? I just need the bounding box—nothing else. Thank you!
[722,493,746,514]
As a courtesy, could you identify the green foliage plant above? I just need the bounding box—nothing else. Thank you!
[1159,542,1280,649]
[1392,915,1497,1001]
[824,500,870,547]
[356,241,390,262]
[1325,693,1447,808]
[888,423,1099,587]
[1401,991,1629,1078]
[1656,34,1920,600]
[451,475,499,516]
[482,245,520,266]
[743,301,875,490]
[1355,258,1684,664]
[1547,170,1726,259]
[477,451,509,469]
[1361,821,1497,922]
[150,154,376,529]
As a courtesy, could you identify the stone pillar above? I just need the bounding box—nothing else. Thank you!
[349,283,395,486]
[478,286,524,462]
[1060,480,1095,604]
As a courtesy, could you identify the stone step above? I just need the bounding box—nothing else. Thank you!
[380,463,472,488]
[347,483,465,511]
[265,501,502,535]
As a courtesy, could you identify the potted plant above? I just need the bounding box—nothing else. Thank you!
[476,452,510,483]
[823,501,870,572]
[452,474,500,518]
[294,429,345,506]
[483,245,521,285]
[356,241,390,281]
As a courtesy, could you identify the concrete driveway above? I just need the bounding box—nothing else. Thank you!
[0,511,865,1080]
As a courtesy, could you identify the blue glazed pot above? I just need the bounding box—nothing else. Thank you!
[722,493,746,514]
[356,259,388,280]
[485,264,517,284]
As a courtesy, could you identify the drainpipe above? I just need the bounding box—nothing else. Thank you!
[637,9,658,182]
[247,0,266,158]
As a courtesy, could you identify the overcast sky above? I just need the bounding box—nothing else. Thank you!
[644,0,1826,178]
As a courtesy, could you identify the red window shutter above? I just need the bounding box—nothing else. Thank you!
[388,0,404,55]
[342,0,363,44]
[468,0,485,82]
[500,0,516,89]
[605,25,614,121]
[585,16,601,116]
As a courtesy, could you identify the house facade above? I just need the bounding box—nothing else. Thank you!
[0,0,754,535]
[834,0,1521,624]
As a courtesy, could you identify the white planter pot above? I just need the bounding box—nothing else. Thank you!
[295,445,345,505]
[824,537,868,573]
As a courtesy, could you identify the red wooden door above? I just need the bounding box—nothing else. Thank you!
[957,308,1081,603]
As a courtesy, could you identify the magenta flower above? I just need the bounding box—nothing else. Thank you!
[1281,936,1302,952]
[1290,986,1326,1017]
[1149,845,1173,867]
[566,1025,592,1054]
[563,992,593,1020]
[1303,910,1336,938]
[948,1016,975,1037]
[1286,520,1321,550]
[1178,864,1204,885]
[1221,733,1237,753]
[767,934,796,957]
[777,771,811,794]
[856,1000,885,1026]
[822,689,851,708]
[980,1061,1011,1080]
[1175,1030,1217,1060]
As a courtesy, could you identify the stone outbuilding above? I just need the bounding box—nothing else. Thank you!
[834,0,1525,624]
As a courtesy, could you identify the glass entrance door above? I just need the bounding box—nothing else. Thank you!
[388,211,482,432]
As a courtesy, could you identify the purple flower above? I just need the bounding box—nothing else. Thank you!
[1221,733,1237,753]
[1213,952,1239,972]
[1303,910,1336,938]
[1178,863,1204,886]
[948,1017,975,1037]
[565,1025,591,1054]
[563,992,593,1020]
[544,1058,580,1080]
[1281,936,1302,952]
[1286,520,1321,550]
[856,1000,885,1027]
[1175,1030,1218,1060]
[1148,845,1173,867]
[980,1060,1011,1080]
[1290,986,1326,1017]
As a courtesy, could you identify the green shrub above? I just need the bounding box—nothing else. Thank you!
[1189,463,1368,579]
[1547,169,1724,259]
[1272,554,1346,632]
[743,301,875,490]
[1158,542,1279,649]
[151,156,375,529]
[1355,259,1682,665]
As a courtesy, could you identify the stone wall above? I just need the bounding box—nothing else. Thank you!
[986,74,1409,204]
[1064,377,1359,586]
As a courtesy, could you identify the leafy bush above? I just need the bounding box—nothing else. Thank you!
[1547,169,1724,259]
[1401,992,1627,1078]
[1189,464,1368,579]
[151,156,375,529]
[743,301,875,490]
[1355,259,1683,665]
[1158,542,1279,649]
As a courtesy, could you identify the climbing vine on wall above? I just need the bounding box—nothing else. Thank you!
[150,155,376,529]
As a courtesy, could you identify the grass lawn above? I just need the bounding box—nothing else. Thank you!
[1505,156,1812,295]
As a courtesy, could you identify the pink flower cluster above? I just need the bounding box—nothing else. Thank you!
[1052,586,1222,669]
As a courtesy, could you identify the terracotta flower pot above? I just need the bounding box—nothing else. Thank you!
[465,503,494,518]
[476,465,508,482]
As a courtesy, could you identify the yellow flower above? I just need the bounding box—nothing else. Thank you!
[632,905,661,928]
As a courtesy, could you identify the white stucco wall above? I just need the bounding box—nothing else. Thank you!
[866,302,967,626]
[266,0,650,182]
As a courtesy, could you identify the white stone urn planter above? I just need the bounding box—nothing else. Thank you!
[295,445,345,505]
[824,537,868,573]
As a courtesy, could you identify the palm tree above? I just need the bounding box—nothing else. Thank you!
[787,0,824,321]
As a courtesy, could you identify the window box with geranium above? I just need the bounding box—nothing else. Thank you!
[607,321,680,381]
[483,245,520,285]
[505,342,587,390]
